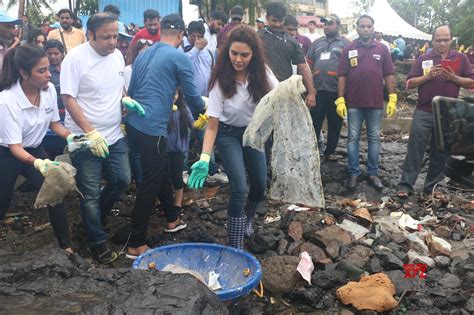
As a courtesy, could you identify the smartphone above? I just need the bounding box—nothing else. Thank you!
[432,96,474,156]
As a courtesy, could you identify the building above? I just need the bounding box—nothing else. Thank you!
[289,0,328,17]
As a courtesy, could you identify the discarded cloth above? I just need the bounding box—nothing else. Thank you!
[243,75,324,208]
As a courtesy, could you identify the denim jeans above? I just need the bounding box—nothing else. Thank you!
[216,123,267,218]
[398,109,449,194]
[347,108,383,177]
[71,137,131,246]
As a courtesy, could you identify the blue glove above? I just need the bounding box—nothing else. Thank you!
[188,153,210,189]
[122,96,145,116]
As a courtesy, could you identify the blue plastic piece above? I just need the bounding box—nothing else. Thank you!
[132,243,262,301]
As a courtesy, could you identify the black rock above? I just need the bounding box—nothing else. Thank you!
[247,227,285,254]
[376,249,404,270]
[433,296,450,310]
[336,259,364,281]
[385,270,426,296]
[448,292,468,306]
[365,256,383,274]
[311,270,348,289]
[426,267,446,286]
[283,286,328,310]
[325,207,346,218]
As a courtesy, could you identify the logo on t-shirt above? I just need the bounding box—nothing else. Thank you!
[44,107,54,114]
[119,71,124,77]
[372,54,381,60]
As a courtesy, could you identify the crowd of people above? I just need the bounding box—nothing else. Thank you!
[0,2,473,263]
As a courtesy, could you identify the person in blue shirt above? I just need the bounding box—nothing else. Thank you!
[124,14,205,259]
[394,34,406,61]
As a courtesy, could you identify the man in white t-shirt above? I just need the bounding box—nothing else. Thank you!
[203,10,227,58]
[61,12,131,264]
[305,20,321,43]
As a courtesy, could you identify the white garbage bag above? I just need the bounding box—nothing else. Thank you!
[243,75,325,208]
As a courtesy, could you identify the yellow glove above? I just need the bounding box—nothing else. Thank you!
[34,159,60,177]
[193,113,209,130]
[86,129,109,158]
[172,104,178,111]
[386,93,397,118]
[335,97,347,119]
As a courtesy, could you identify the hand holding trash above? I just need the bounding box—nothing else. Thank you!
[335,97,347,119]
[34,159,61,177]
[386,93,397,118]
[121,96,146,116]
[188,153,210,189]
[66,133,92,153]
[86,129,109,158]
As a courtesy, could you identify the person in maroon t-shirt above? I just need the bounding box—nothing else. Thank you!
[283,15,311,55]
[131,9,160,45]
[397,26,474,198]
[336,14,396,191]
[216,5,243,49]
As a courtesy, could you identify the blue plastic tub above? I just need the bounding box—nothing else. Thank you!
[132,243,262,301]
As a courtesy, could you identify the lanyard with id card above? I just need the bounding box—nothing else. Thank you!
[320,52,331,60]
[348,49,358,67]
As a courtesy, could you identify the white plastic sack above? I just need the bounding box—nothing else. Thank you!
[34,154,79,208]
[243,75,324,208]
[296,251,314,285]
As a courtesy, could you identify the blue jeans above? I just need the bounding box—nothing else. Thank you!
[71,137,131,246]
[216,123,267,218]
[347,108,383,177]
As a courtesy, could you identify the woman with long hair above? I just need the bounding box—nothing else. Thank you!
[0,45,75,252]
[188,25,279,249]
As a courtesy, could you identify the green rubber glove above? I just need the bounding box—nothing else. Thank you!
[188,153,210,189]
[34,159,60,177]
[122,96,145,116]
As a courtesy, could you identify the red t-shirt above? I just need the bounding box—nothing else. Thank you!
[131,28,161,44]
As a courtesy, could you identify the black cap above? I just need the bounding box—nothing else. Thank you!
[161,14,185,32]
[230,5,243,20]
[320,14,341,25]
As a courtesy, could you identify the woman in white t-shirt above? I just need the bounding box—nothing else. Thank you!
[188,25,279,249]
[0,45,75,252]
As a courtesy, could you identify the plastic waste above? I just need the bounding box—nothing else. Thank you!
[338,219,369,240]
[208,271,222,291]
[296,251,314,285]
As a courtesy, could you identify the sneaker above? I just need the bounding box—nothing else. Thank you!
[91,243,118,264]
[206,171,229,184]
[182,171,189,185]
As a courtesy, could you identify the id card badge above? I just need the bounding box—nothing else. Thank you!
[422,59,433,76]
[320,52,331,60]
[350,57,358,67]
[348,50,358,58]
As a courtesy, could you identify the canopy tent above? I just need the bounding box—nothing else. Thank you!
[347,0,431,41]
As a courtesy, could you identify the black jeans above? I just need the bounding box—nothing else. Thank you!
[0,146,71,249]
[310,91,343,156]
[168,152,185,190]
[125,124,179,248]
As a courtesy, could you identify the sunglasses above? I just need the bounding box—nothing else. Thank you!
[138,39,154,45]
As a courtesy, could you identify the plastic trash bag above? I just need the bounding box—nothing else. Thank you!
[243,75,325,208]
[296,251,314,285]
[34,154,79,208]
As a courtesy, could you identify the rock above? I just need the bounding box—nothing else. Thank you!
[407,249,435,267]
[288,221,303,241]
[0,247,227,314]
[353,207,373,225]
[336,273,398,312]
[426,268,445,286]
[433,296,450,310]
[338,220,369,240]
[365,256,384,274]
[362,238,374,246]
[308,225,352,250]
[343,245,374,269]
[336,260,365,281]
[212,209,228,220]
[438,273,462,289]
[282,286,327,310]
[326,207,347,218]
[376,249,404,270]
[465,297,474,312]
[450,250,470,261]
[298,242,328,262]
[287,240,303,255]
[261,256,302,293]
[462,272,474,291]
[247,227,285,254]
[385,270,426,295]
[312,270,348,289]
[277,239,288,255]
[434,255,451,268]
[325,239,343,259]
[447,292,467,306]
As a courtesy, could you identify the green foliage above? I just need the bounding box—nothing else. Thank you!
[77,0,98,16]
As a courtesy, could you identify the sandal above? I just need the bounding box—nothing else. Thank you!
[126,245,151,260]
[164,220,187,233]
[397,191,409,198]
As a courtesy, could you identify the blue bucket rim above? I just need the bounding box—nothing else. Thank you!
[131,242,262,301]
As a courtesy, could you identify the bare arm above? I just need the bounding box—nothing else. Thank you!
[338,76,346,98]
[442,67,474,88]
[50,121,72,139]
[9,36,20,49]
[384,74,396,94]
[8,144,37,165]
[62,94,94,133]
[297,62,316,108]
[201,117,219,155]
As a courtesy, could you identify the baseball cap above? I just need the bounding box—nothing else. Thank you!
[320,14,341,25]
[0,11,22,24]
[161,14,186,32]
[230,5,243,20]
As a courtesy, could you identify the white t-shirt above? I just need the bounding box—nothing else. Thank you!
[0,81,60,148]
[124,64,132,91]
[61,42,125,145]
[207,67,279,127]
[204,23,217,58]
[305,32,321,43]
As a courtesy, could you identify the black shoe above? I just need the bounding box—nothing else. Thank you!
[91,243,118,264]
[368,176,383,190]
[347,176,358,190]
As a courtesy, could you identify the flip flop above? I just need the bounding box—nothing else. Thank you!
[126,246,151,260]
[397,191,409,198]
[164,220,187,233]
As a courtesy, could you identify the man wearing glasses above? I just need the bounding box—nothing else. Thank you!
[396,26,474,198]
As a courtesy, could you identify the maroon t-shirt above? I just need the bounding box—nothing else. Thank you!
[408,49,474,113]
[337,39,394,109]
[131,27,161,45]
[296,34,311,55]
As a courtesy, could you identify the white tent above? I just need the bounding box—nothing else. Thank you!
[347,0,432,41]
